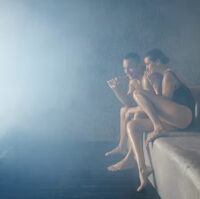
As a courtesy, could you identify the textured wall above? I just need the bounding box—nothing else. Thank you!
[0,0,199,141]
[88,0,200,141]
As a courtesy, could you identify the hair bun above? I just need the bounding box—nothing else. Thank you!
[161,56,169,64]
[146,48,170,64]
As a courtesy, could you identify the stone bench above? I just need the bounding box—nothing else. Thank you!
[144,86,200,199]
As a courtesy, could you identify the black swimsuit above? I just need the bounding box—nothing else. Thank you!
[166,70,195,127]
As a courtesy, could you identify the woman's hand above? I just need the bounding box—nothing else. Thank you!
[144,70,154,85]
[107,76,126,90]
[107,77,120,90]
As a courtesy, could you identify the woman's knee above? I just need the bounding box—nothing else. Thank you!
[127,120,141,134]
[127,120,133,132]
[133,89,144,102]
[120,106,128,117]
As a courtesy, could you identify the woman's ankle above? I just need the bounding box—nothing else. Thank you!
[154,123,163,132]
[139,165,147,172]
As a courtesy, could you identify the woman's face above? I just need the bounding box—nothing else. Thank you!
[123,59,140,79]
[144,56,158,72]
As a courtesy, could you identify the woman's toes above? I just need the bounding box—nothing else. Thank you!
[107,165,115,171]
[137,182,147,192]
[105,146,121,156]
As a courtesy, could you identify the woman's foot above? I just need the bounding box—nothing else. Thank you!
[145,125,167,146]
[105,146,126,157]
[107,156,136,171]
[137,166,153,192]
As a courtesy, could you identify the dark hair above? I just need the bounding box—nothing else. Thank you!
[124,52,141,64]
[146,48,169,64]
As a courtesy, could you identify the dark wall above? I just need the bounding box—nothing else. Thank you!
[0,0,200,141]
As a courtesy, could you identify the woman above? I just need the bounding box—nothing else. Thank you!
[106,64,163,171]
[126,49,195,191]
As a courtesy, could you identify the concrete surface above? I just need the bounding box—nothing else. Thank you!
[144,133,200,199]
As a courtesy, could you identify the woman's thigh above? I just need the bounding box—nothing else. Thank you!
[127,118,154,133]
[128,117,178,134]
[139,90,192,129]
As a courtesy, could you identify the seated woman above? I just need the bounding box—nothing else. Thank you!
[105,53,145,158]
[107,69,163,171]
[126,49,195,191]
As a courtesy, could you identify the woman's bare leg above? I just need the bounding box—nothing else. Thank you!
[126,119,154,191]
[107,111,148,170]
[105,107,128,156]
[107,147,136,171]
[133,89,192,144]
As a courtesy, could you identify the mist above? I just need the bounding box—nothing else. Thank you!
[0,0,199,143]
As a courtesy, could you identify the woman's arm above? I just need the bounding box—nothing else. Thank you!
[107,77,134,106]
[145,72,163,95]
[127,79,142,95]
[149,73,162,95]
[162,71,179,99]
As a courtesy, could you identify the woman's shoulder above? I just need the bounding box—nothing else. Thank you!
[162,68,176,81]
[164,68,190,88]
[164,68,174,74]
[163,68,180,80]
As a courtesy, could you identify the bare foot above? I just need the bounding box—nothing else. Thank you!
[105,146,125,157]
[145,125,168,147]
[137,166,153,192]
[107,156,136,171]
